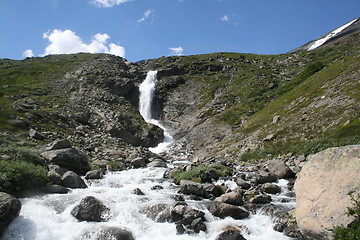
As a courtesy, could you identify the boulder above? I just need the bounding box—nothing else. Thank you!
[260,183,281,194]
[46,139,72,151]
[215,191,244,206]
[207,202,249,220]
[40,185,70,194]
[28,128,45,140]
[132,188,145,195]
[248,170,278,185]
[170,205,207,234]
[0,192,21,236]
[96,227,134,240]
[294,145,360,239]
[249,194,272,204]
[41,148,91,175]
[61,171,87,189]
[147,159,167,168]
[236,178,251,190]
[215,227,247,240]
[267,159,294,179]
[85,170,103,180]
[179,180,208,198]
[142,203,171,222]
[130,157,146,168]
[71,196,110,222]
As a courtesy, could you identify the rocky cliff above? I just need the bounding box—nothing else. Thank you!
[1,31,359,166]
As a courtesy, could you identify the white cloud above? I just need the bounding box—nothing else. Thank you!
[42,29,125,57]
[138,9,153,23]
[220,15,229,22]
[90,0,131,7]
[169,47,184,56]
[23,49,34,58]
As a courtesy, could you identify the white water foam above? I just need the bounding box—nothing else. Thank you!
[4,168,293,240]
[139,70,174,153]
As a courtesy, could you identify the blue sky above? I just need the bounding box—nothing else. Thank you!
[0,0,359,62]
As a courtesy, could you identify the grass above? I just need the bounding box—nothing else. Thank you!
[0,144,49,196]
[172,163,232,184]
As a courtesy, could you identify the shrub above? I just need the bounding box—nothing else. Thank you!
[172,164,232,184]
[0,145,45,165]
[0,160,49,195]
[332,194,360,240]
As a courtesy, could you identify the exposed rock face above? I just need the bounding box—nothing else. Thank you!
[294,145,360,239]
[41,148,91,175]
[71,196,110,222]
[0,192,21,236]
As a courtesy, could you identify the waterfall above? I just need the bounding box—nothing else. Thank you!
[139,70,174,153]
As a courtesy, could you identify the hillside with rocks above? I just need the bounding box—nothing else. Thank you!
[0,24,359,240]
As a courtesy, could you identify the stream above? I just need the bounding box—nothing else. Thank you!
[3,71,296,240]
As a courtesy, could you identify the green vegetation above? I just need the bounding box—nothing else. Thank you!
[172,163,232,184]
[332,194,360,240]
[0,144,49,195]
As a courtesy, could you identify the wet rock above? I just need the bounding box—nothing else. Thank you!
[215,191,244,206]
[147,159,167,168]
[132,188,145,195]
[215,227,247,240]
[28,128,45,140]
[267,159,294,179]
[85,170,103,180]
[0,192,21,236]
[96,227,134,240]
[171,205,207,234]
[130,157,146,168]
[41,148,91,175]
[203,183,224,198]
[236,178,251,190]
[207,202,249,220]
[40,185,70,194]
[190,217,207,233]
[249,194,272,204]
[46,139,72,151]
[151,185,163,190]
[179,180,208,198]
[142,203,171,222]
[260,183,281,194]
[171,205,206,224]
[61,171,87,189]
[248,170,278,185]
[71,196,110,222]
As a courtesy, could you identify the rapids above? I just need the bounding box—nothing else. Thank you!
[3,71,296,239]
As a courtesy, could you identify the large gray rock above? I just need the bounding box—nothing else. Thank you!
[207,202,249,220]
[294,145,360,239]
[41,148,91,175]
[85,170,103,180]
[0,192,21,236]
[215,191,244,206]
[267,159,293,179]
[46,139,72,151]
[142,203,171,223]
[61,171,87,189]
[71,196,110,222]
[215,227,247,240]
[179,180,209,198]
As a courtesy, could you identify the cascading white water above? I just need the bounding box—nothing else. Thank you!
[139,70,174,153]
[4,167,295,240]
[3,71,296,240]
